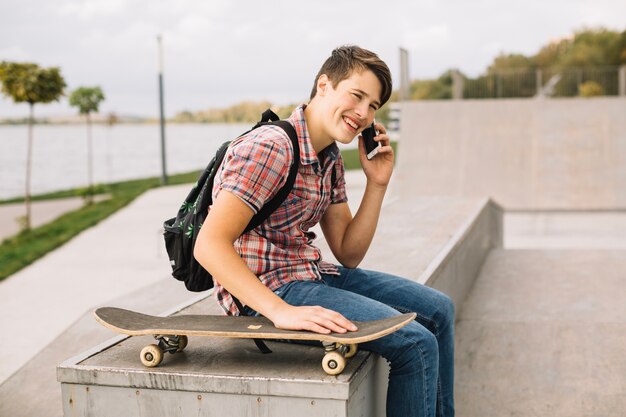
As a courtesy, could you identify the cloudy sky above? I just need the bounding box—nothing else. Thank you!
[1,0,624,118]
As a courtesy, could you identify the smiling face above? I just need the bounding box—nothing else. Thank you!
[314,69,382,146]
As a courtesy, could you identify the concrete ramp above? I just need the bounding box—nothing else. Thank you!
[393,97,626,210]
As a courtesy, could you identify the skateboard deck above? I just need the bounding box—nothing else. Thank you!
[94,307,416,375]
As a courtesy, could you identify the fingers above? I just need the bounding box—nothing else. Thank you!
[312,306,358,333]
[373,121,387,135]
[372,122,390,146]
[273,305,358,335]
[372,123,395,159]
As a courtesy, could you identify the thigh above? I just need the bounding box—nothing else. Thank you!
[322,267,455,335]
[276,280,399,323]
[275,280,435,361]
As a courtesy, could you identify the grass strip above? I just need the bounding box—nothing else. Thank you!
[339,141,398,170]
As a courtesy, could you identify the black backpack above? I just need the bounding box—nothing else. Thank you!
[163,110,300,295]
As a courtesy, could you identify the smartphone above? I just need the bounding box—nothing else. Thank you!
[362,122,380,160]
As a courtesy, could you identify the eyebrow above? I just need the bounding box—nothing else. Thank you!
[353,88,381,108]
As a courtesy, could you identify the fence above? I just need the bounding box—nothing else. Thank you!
[460,65,626,99]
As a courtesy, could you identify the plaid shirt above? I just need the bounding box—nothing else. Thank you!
[212,105,348,315]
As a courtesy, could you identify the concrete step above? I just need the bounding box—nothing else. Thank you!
[504,211,626,249]
[455,248,626,416]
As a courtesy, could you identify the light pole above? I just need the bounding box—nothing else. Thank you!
[399,47,410,101]
[157,34,168,185]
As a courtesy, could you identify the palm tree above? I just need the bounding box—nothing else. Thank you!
[0,62,66,230]
[69,87,106,204]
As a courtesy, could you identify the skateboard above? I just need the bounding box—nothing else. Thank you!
[94,307,416,376]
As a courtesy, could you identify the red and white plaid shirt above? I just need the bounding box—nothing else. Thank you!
[211,105,348,315]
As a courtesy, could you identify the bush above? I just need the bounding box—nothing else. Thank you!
[579,81,605,97]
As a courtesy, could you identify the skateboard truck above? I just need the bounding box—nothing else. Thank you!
[140,335,189,367]
[321,341,358,375]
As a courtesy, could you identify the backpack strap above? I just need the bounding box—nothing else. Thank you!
[244,119,300,232]
[232,297,272,354]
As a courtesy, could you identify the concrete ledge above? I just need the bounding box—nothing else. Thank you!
[343,196,503,307]
[57,196,502,416]
[421,197,503,306]
[354,196,502,416]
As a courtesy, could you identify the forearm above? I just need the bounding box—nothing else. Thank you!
[195,239,286,320]
[196,238,355,333]
[338,181,387,267]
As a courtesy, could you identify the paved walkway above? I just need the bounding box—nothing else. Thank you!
[0,195,109,242]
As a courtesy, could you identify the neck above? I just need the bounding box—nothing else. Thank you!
[304,101,334,155]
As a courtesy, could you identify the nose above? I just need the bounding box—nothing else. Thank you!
[354,101,370,120]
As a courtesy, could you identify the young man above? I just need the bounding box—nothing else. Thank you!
[194,45,455,417]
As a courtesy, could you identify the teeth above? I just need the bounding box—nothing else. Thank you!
[344,117,358,130]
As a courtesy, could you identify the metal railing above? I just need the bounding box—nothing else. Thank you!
[460,65,626,99]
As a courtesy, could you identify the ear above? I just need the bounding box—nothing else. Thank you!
[317,74,330,96]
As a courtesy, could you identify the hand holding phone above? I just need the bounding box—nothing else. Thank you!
[362,122,380,160]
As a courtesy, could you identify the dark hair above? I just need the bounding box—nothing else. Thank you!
[310,45,393,107]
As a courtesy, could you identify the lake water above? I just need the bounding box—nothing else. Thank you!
[0,123,253,200]
[0,123,361,200]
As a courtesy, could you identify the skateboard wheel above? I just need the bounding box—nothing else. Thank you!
[140,344,163,367]
[345,343,358,359]
[177,335,188,352]
[322,351,346,376]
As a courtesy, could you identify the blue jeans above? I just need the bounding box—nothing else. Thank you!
[273,267,455,417]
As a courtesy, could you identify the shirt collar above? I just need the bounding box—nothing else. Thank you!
[288,104,340,168]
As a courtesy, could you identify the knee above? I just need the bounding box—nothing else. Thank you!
[388,324,439,371]
[437,292,455,326]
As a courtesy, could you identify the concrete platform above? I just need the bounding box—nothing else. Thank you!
[59,297,378,417]
[455,249,626,416]
[56,196,501,416]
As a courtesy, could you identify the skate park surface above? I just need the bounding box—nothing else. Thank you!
[1,97,625,416]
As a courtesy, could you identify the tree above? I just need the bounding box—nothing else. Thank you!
[410,70,454,100]
[487,53,535,74]
[0,62,66,230]
[69,86,105,204]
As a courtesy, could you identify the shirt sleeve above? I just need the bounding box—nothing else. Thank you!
[330,153,348,204]
[215,126,293,214]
